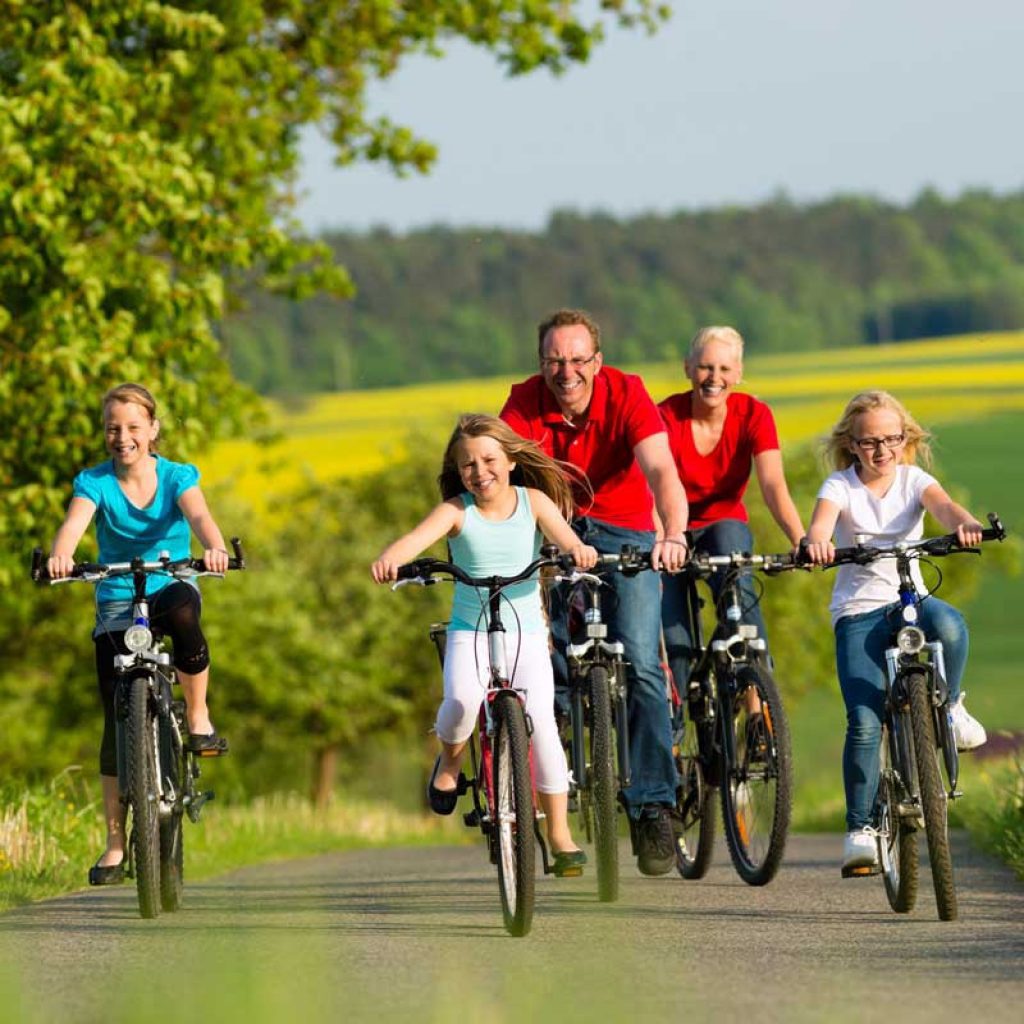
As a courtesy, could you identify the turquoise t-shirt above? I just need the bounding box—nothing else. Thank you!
[448,486,545,634]
[72,455,199,607]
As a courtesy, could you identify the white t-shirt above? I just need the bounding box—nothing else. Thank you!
[816,464,938,626]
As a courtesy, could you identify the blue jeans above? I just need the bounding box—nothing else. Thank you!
[835,597,968,830]
[550,517,678,813]
[661,519,768,699]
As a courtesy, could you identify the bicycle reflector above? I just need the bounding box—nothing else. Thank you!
[124,624,153,652]
[896,626,926,655]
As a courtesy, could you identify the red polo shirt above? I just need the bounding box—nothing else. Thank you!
[500,366,666,530]
[658,390,779,529]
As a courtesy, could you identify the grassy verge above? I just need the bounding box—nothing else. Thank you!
[955,754,1024,880]
[0,768,460,913]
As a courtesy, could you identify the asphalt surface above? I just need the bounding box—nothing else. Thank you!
[1,832,1021,1023]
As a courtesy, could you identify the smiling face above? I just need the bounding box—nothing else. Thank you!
[848,407,907,485]
[104,399,159,469]
[455,434,516,506]
[539,323,603,419]
[686,337,742,413]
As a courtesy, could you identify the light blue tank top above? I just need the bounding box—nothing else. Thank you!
[448,486,544,633]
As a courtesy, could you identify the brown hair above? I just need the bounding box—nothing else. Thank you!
[438,413,592,520]
[823,389,932,470]
[102,383,160,450]
[536,308,601,357]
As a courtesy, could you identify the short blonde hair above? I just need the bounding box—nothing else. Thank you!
[823,390,932,470]
[687,325,745,365]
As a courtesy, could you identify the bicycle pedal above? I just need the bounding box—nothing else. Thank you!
[841,863,880,878]
[463,809,480,827]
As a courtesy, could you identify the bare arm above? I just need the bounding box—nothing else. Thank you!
[753,448,805,549]
[921,483,984,546]
[47,496,97,577]
[179,486,230,572]
[371,500,463,583]
[527,490,597,569]
[634,432,689,571]
[803,497,840,564]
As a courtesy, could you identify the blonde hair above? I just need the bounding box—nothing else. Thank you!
[823,390,932,470]
[438,414,592,520]
[102,383,160,450]
[687,325,745,364]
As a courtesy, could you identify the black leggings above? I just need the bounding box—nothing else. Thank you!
[94,582,209,776]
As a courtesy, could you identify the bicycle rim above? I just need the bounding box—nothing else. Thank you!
[493,694,535,936]
[127,676,161,919]
[878,721,918,913]
[675,705,716,880]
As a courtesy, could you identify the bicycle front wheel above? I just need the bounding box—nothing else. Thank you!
[720,660,792,886]
[492,692,535,937]
[126,676,161,919]
[675,699,716,880]
[586,665,619,902]
[878,719,918,913]
[907,669,957,921]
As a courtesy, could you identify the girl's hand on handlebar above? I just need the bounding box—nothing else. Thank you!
[371,557,399,584]
[568,543,598,571]
[203,548,230,573]
[955,520,984,548]
[47,553,75,579]
[802,537,835,565]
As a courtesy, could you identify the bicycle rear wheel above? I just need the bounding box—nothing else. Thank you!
[126,675,161,919]
[492,692,535,937]
[159,706,185,912]
[878,719,918,913]
[586,665,619,902]
[906,669,958,921]
[675,699,716,880]
[720,660,792,886]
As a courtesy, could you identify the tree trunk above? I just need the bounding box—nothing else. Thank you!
[311,744,339,809]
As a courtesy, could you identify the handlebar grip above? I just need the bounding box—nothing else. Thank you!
[30,547,44,582]
[231,536,246,569]
[396,560,431,581]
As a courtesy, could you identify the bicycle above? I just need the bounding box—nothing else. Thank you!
[821,514,1006,921]
[559,546,652,903]
[671,548,801,886]
[31,540,245,919]
[395,546,575,938]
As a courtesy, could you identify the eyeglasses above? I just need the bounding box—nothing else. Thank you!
[540,355,597,371]
[853,434,906,452]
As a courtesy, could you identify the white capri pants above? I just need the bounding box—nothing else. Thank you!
[437,629,569,795]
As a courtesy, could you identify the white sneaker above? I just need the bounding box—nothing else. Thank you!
[949,693,987,751]
[842,827,880,870]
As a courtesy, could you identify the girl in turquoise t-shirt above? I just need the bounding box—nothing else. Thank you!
[372,414,597,876]
[47,383,231,887]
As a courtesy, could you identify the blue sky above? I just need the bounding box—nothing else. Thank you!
[295,0,1024,234]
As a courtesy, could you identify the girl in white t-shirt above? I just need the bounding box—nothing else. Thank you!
[804,390,987,872]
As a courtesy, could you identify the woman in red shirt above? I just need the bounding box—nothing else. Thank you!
[659,326,805,692]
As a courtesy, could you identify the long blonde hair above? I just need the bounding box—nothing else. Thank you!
[823,390,932,470]
[438,414,592,520]
[102,382,160,451]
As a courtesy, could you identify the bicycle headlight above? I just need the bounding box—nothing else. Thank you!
[124,624,153,652]
[896,626,926,655]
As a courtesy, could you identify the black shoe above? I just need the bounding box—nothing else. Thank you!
[634,805,676,876]
[187,731,229,756]
[552,849,587,877]
[88,856,125,886]
[427,757,464,815]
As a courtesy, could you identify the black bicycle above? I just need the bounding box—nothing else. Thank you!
[824,514,1005,921]
[31,541,245,919]
[396,546,575,937]
[558,546,652,903]
[672,549,801,886]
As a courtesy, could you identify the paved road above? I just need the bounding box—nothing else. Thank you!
[1,833,1021,1023]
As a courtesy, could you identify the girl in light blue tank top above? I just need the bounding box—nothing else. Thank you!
[372,414,598,874]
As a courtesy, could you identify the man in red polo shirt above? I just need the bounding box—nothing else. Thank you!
[501,308,689,876]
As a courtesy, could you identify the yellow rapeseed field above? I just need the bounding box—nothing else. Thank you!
[198,330,1024,508]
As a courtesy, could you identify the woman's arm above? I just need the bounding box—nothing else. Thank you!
[48,496,97,577]
[804,497,840,564]
[753,449,806,548]
[179,486,230,572]
[528,490,598,569]
[371,499,463,582]
[921,483,984,546]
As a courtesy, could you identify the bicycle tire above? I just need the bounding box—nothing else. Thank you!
[720,660,792,886]
[675,700,716,880]
[493,692,535,937]
[586,665,619,902]
[906,669,958,921]
[159,720,185,912]
[878,721,918,913]
[126,675,161,919]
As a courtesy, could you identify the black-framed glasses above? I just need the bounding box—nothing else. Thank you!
[540,355,597,371]
[853,434,906,452]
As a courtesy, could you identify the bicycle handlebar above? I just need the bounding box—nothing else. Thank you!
[395,545,574,591]
[30,537,247,584]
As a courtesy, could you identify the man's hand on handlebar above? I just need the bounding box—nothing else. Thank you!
[652,534,689,573]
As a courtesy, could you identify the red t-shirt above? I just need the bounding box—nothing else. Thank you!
[500,366,666,530]
[658,391,779,529]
